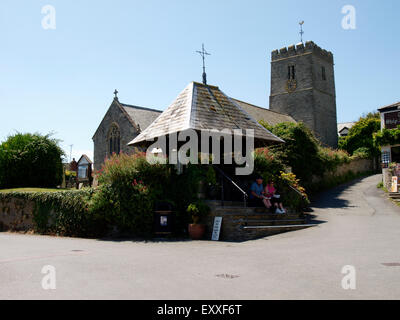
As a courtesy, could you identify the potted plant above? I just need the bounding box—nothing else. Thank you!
[187,201,210,240]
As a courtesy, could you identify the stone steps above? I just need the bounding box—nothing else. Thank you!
[211,206,299,215]
[205,203,313,241]
[237,218,306,226]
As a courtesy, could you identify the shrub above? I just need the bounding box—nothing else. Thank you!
[0,133,64,189]
[91,152,174,237]
[318,147,350,172]
[374,126,400,148]
[252,146,308,210]
[339,116,381,157]
[351,147,370,160]
[276,171,310,211]
[253,147,285,182]
[260,122,350,189]
[0,189,105,237]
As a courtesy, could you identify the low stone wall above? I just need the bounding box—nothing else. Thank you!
[312,158,374,184]
[382,168,392,191]
[0,197,35,231]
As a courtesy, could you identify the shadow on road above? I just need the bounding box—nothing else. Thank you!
[310,176,369,209]
[304,214,326,226]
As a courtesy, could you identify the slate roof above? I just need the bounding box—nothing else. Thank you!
[128,82,284,147]
[337,122,355,133]
[120,103,162,132]
[378,101,400,112]
[232,98,296,126]
[92,100,162,140]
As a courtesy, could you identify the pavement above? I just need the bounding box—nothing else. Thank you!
[0,174,399,300]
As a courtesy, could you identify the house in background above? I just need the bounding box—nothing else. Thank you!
[337,122,355,137]
[378,101,400,166]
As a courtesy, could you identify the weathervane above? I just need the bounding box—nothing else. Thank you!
[196,43,211,85]
[299,21,304,43]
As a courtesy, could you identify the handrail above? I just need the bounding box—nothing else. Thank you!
[212,165,248,208]
[287,183,305,198]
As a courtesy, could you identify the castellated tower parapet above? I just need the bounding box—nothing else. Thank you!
[271,41,334,64]
[269,41,338,148]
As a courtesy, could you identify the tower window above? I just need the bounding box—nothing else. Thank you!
[322,66,326,80]
[108,123,121,155]
[288,65,295,80]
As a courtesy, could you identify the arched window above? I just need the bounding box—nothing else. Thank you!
[108,123,120,155]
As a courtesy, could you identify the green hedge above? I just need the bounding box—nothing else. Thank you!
[0,189,107,237]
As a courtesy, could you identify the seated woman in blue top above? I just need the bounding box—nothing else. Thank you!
[249,176,272,209]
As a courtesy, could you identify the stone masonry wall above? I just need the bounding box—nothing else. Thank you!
[0,198,35,231]
[312,158,374,184]
[92,100,139,171]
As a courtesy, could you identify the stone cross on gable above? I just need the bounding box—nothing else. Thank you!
[114,89,119,100]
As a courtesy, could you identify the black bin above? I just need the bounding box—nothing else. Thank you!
[154,201,175,235]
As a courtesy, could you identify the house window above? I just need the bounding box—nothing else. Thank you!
[78,165,88,179]
[288,65,295,80]
[322,66,326,80]
[108,123,120,155]
[382,151,391,165]
[392,146,400,163]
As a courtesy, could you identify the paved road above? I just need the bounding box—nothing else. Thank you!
[0,174,399,299]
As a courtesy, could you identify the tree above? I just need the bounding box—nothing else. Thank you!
[260,121,325,187]
[339,113,381,157]
[0,133,64,188]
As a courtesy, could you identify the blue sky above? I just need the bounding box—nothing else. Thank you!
[1,0,399,161]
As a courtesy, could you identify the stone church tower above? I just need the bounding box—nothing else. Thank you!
[269,41,338,148]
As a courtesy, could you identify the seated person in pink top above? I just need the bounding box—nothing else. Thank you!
[264,180,286,214]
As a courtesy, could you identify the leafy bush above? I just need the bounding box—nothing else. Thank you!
[0,189,105,237]
[318,147,350,172]
[259,121,350,189]
[374,126,400,147]
[351,147,370,160]
[0,133,64,189]
[90,152,174,237]
[253,147,285,183]
[252,146,308,210]
[339,115,381,157]
[276,171,310,210]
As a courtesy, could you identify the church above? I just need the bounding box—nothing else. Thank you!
[92,41,338,171]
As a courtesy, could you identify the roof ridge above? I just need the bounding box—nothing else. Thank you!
[379,101,400,110]
[192,81,219,89]
[232,98,294,118]
[120,102,162,113]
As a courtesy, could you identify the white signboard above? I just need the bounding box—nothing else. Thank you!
[211,217,223,241]
[391,176,398,193]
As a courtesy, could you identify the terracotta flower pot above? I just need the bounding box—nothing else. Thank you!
[188,223,206,240]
